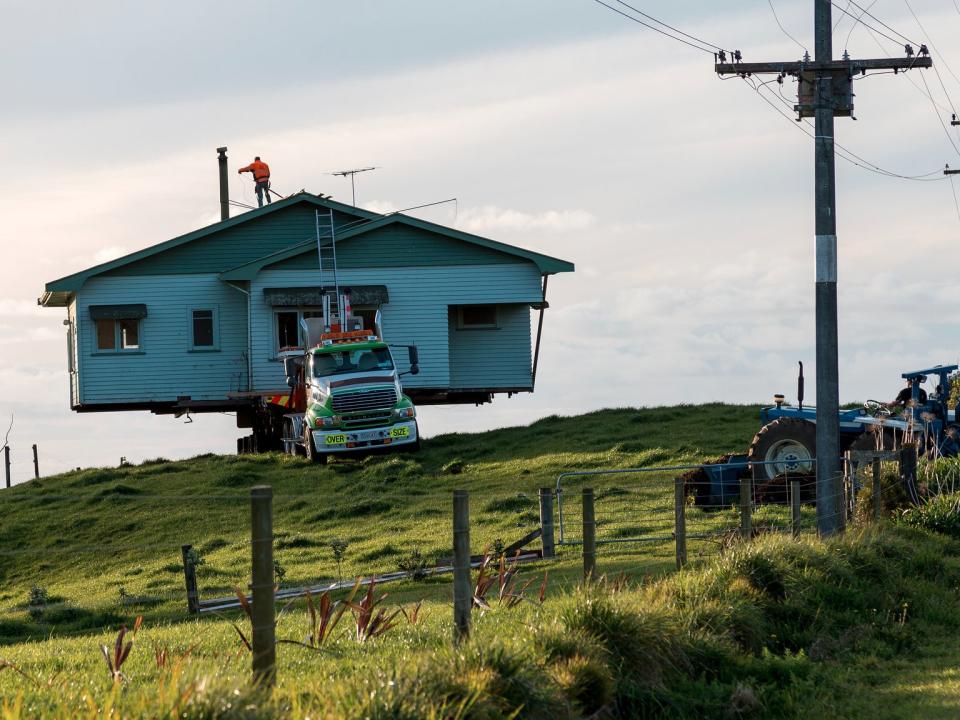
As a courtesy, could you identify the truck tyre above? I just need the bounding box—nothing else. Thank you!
[304,428,327,465]
[748,418,816,482]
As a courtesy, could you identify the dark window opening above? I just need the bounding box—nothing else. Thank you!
[277,311,299,350]
[119,318,139,349]
[192,310,214,347]
[458,305,498,329]
[96,319,115,350]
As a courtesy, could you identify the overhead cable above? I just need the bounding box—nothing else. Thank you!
[591,0,719,55]
[767,0,809,54]
[829,1,914,47]
[835,0,918,46]
[843,0,879,51]
[611,0,725,51]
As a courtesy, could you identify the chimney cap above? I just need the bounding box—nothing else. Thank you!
[216,146,228,154]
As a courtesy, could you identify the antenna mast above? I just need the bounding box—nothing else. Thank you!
[330,167,379,207]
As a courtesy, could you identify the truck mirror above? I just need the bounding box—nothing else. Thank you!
[283,356,301,387]
[409,363,420,376]
[408,346,419,366]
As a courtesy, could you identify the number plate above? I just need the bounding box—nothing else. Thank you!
[325,434,347,445]
[390,426,410,438]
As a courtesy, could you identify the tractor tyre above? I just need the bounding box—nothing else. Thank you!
[748,418,816,483]
[304,428,328,465]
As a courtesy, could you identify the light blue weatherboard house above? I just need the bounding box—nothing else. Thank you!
[39,192,574,442]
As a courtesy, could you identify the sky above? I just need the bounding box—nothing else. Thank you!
[2,0,960,480]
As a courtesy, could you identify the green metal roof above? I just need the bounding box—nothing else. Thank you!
[39,193,574,307]
[219,213,575,281]
[39,193,379,306]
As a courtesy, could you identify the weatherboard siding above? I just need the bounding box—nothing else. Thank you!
[250,263,543,391]
[448,305,533,389]
[272,223,520,270]
[76,275,247,403]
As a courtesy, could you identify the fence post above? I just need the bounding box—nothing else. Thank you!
[899,443,918,502]
[739,476,752,540]
[582,488,596,582]
[538,488,555,559]
[250,485,275,688]
[452,490,471,645]
[790,480,801,539]
[4,446,9,489]
[32,444,39,480]
[674,477,687,569]
[872,456,882,521]
[181,544,200,614]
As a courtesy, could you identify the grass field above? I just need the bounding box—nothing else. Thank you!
[2,403,960,718]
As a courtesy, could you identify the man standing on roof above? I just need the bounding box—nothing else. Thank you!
[238,156,271,208]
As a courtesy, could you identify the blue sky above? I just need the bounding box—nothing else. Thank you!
[2,1,960,477]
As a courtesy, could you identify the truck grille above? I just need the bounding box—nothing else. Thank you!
[331,388,398,413]
[342,411,393,429]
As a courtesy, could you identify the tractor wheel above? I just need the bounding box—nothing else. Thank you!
[748,418,816,483]
[304,428,327,465]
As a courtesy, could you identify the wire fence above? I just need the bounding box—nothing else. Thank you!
[0,444,930,688]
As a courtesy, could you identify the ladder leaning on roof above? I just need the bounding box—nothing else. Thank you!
[315,209,341,332]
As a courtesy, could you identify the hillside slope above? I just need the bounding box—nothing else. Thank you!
[0,404,759,641]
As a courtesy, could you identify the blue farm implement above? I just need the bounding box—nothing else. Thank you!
[688,363,960,507]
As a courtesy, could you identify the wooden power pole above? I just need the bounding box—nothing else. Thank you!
[716,1,931,536]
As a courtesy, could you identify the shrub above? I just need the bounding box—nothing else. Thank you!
[397,550,429,581]
[897,492,960,538]
[27,586,48,621]
[441,459,465,475]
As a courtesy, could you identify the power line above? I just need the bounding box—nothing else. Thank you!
[767,0,809,53]
[744,76,948,181]
[902,0,960,95]
[950,175,960,222]
[919,71,960,159]
[836,0,918,46]
[590,0,718,55]
[843,0,878,51]
[611,0,724,51]
[829,1,913,47]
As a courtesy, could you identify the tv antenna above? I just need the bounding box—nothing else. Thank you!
[330,166,379,206]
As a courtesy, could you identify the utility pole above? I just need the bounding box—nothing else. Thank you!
[716,1,932,536]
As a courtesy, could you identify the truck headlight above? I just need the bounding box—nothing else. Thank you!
[317,416,338,428]
[393,407,415,419]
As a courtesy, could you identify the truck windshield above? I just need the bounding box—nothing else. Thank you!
[312,348,394,377]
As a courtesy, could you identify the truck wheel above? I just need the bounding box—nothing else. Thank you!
[304,428,327,465]
[748,418,816,482]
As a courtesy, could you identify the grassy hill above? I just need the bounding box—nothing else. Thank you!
[4,403,960,718]
[0,403,761,643]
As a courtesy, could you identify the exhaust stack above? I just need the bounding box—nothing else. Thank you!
[217,147,229,221]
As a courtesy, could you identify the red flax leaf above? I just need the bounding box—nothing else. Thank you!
[100,645,114,676]
[0,660,38,687]
[230,623,252,651]
[132,615,143,635]
[538,571,549,604]
[234,586,253,620]
[113,626,127,671]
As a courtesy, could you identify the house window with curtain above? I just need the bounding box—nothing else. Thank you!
[90,304,147,353]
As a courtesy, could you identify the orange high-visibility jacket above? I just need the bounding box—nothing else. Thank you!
[239,160,270,182]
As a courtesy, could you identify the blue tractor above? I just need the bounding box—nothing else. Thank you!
[693,363,960,506]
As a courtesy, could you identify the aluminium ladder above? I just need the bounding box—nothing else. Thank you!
[315,209,341,332]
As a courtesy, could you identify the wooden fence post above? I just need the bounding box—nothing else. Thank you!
[674,477,687,569]
[539,488,555,559]
[739,476,752,540]
[181,544,200,614]
[582,488,596,582]
[872,457,882,521]
[250,485,275,688]
[4,446,9,489]
[899,444,917,502]
[790,480,801,539]
[452,490,471,645]
[32,444,39,480]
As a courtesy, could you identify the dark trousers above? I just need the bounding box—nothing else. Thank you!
[255,180,271,207]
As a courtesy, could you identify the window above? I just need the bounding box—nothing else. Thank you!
[89,304,147,353]
[274,306,378,354]
[95,318,141,351]
[189,308,219,350]
[311,348,394,377]
[457,305,499,329]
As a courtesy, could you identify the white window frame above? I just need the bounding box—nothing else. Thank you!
[273,305,378,355]
[93,318,143,354]
[188,306,220,352]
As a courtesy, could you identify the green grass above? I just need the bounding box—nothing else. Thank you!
[3,403,960,718]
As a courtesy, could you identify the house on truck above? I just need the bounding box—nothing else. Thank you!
[38,191,574,446]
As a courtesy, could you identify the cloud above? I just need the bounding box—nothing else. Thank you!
[457,206,595,234]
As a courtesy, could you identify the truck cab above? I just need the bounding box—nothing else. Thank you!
[279,307,420,463]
